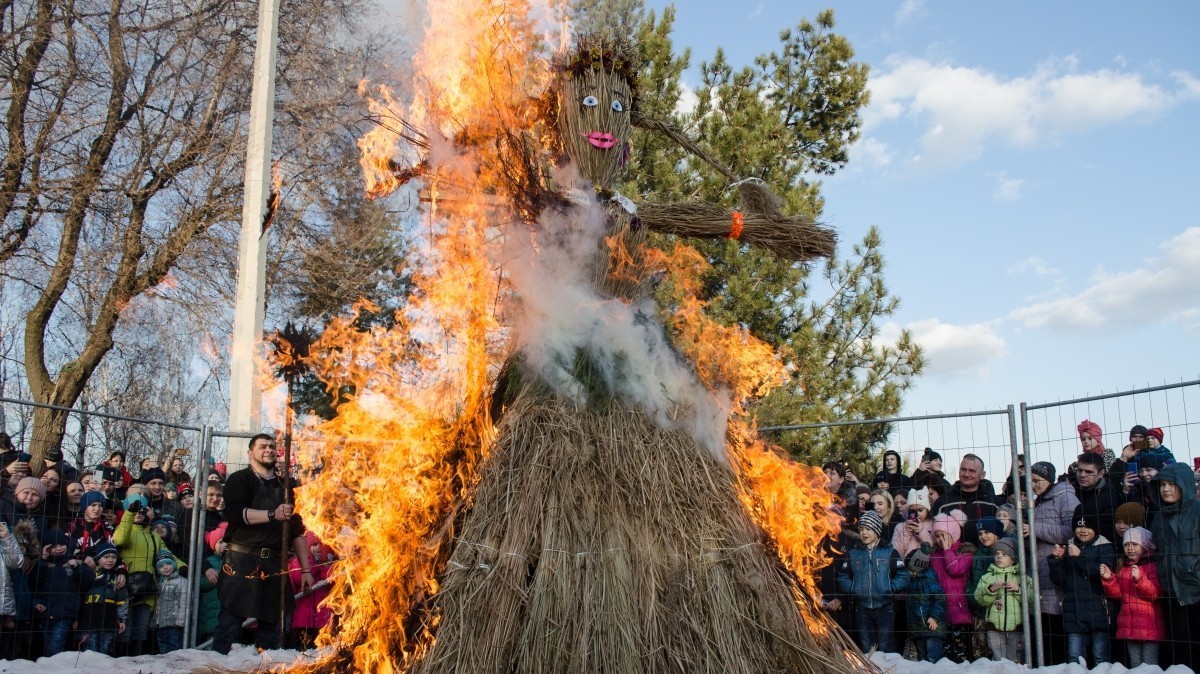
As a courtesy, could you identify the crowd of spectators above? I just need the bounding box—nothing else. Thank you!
[0,432,334,660]
[818,421,1200,668]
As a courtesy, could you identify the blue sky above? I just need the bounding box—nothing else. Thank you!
[644,0,1200,416]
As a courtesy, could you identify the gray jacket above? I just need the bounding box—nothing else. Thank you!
[154,573,189,628]
[1032,479,1079,614]
[0,533,25,616]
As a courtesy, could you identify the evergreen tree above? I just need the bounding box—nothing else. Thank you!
[602,4,925,468]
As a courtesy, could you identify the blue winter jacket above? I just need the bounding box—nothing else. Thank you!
[837,542,908,609]
[1149,463,1200,606]
[904,569,948,637]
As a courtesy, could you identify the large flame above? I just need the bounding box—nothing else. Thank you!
[286,2,844,671]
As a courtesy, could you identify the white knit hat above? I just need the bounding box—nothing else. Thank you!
[1123,526,1156,552]
[907,487,931,512]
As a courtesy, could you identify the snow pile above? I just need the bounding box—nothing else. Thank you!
[0,647,1194,673]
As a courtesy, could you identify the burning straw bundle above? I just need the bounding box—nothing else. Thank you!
[639,199,835,262]
[417,385,867,674]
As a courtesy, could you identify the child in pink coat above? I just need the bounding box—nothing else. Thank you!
[932,509,974,662]
[288,530,336,648]
[1100,526,1165,666]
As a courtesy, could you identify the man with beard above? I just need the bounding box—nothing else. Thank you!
[212,434,313,654]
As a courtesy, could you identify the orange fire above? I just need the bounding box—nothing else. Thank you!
[285,1,843,671]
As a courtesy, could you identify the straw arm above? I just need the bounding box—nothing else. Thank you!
[637,201,836,262]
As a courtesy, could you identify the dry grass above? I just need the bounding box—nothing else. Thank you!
[639,202,835,262]
[414,381,872,674]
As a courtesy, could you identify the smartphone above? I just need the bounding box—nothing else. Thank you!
[1127,460,1139,485]
[908,509,919,524]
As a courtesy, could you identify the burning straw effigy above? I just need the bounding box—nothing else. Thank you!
[284,5,873,674]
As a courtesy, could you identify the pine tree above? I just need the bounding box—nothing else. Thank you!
[608,5,925,469]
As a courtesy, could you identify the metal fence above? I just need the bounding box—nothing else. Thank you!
[2,378,1199,663]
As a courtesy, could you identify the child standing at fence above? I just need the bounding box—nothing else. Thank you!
[1100,526,1164,666]
[1049,507,1116,666]
[76,542,128,655]
[975,538,1032,662]
[931,509,974,661]
[153,548,187,653]
[837,510,908,652]
[29,529,94,656]
[892,487,935,560]
[903,543,947,662]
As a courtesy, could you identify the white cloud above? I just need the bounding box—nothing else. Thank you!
[895,0,925,25]
[748,3,765,20]
[1009,227,1200,332]
[1007,256,1060,277]
[853,137,894,169]
[993,172,1023,201]
[675,82,699,117]
[882,319,1006,379]
[866,56,1200,167]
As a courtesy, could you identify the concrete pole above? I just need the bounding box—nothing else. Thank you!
[228,0,281,467]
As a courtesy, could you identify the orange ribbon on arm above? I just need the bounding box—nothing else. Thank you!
[729,211,744,240]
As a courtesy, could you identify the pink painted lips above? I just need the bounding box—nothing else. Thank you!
[584,131,617,149]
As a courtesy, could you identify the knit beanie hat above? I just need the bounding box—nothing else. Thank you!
[858,510,884,538]
[92,541,118,560]
[976,516,1004,537]
[1138,452,1170,472]
[178,482,195,498]
[1129,424,1148,440]
[1071,505,1099,534]
[1030,461,1057,483]
[155,548,176,572]
[906,543,933,573]
[1115,501,1146,528]
[907,487,931,511]
[1077,420,1104,451]
[992,538,1019,561]
[933,509,967,544]
[855,483,871,496]
[15,476,46,500]
[41,528,70,548]
[122,493,148,513]
[205,521,228,551]
[141,467,167,483]
[1124,526,1156,552]
[998,503,1018,524]
[1146,427,1164,443]
[79,490,106,511]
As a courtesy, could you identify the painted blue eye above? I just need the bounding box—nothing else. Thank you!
[611,99,624,112]
[582,95,598,107]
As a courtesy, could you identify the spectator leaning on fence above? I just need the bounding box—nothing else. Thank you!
[1148,461,1200,670]
[1100,526,1165,667]
[1049,507,1116,667]
[1025,460,1079,666]
[837,510,908,653]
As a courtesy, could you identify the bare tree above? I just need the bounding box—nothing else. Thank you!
[0,0,380,469]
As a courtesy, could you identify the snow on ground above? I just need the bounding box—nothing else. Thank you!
[0,648,1195,673]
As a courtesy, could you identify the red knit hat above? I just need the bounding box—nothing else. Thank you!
[1146,427,1164,443]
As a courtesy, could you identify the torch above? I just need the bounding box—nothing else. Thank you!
[267,321,313,646]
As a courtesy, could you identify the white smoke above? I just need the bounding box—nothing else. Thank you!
[503,176,732,462]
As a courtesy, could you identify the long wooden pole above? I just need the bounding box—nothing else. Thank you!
[280,382,293,645]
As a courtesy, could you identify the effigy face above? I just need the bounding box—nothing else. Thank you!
[555,63,632,190]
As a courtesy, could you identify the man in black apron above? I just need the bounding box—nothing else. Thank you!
[212,433,314,654]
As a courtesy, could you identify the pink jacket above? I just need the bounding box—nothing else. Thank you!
[932,541,974,626]
[288,533,336,630]
[891,518,935,560]
[1101,559,1165,641]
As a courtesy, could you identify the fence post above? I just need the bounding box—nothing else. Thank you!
[1005,405,1034,666]
[184,425,213,647]
[1020,402,1045,667]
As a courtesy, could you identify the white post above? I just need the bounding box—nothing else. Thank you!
[228,0,281,466]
